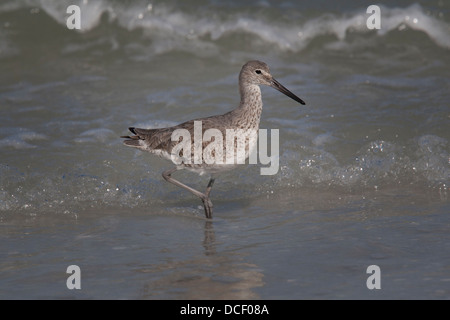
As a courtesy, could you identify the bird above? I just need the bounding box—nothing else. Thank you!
[121,60,305,219]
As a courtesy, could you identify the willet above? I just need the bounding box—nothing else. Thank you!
[121,60,305,219]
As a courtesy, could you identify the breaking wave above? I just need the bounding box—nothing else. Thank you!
[0,1,449,60]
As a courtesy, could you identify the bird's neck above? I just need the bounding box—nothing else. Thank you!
[239,83,262,108]
[234,83,263,129]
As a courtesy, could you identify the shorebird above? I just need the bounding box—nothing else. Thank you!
[121,60,305,219]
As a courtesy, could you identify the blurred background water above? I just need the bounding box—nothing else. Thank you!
[0,0,449,299]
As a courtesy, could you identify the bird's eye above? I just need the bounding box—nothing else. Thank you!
[255,70,262,74]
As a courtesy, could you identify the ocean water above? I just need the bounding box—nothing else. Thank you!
[0,0,449,299]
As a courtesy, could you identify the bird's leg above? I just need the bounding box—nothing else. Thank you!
[162,168,214,219]
[205,177,215,197]
[202,177,215,219]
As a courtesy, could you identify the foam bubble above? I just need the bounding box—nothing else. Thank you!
[277,135,449,191]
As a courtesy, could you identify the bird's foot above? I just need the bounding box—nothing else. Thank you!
[202,197,213,219]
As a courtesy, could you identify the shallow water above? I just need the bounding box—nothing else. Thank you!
[0,0,449,299]
[1,187,448,299]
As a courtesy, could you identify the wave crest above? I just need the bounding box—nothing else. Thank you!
[1,1,449,59]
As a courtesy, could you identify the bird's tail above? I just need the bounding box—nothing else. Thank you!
[121,127,142,147]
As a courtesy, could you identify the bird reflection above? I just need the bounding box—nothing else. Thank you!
[203,220,216,255]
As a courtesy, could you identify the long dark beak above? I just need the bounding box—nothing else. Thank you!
[270,78,305,105]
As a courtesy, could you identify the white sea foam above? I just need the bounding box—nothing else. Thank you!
[1,1,449,57]
[281,135,449,190]
[116,3,450,51]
